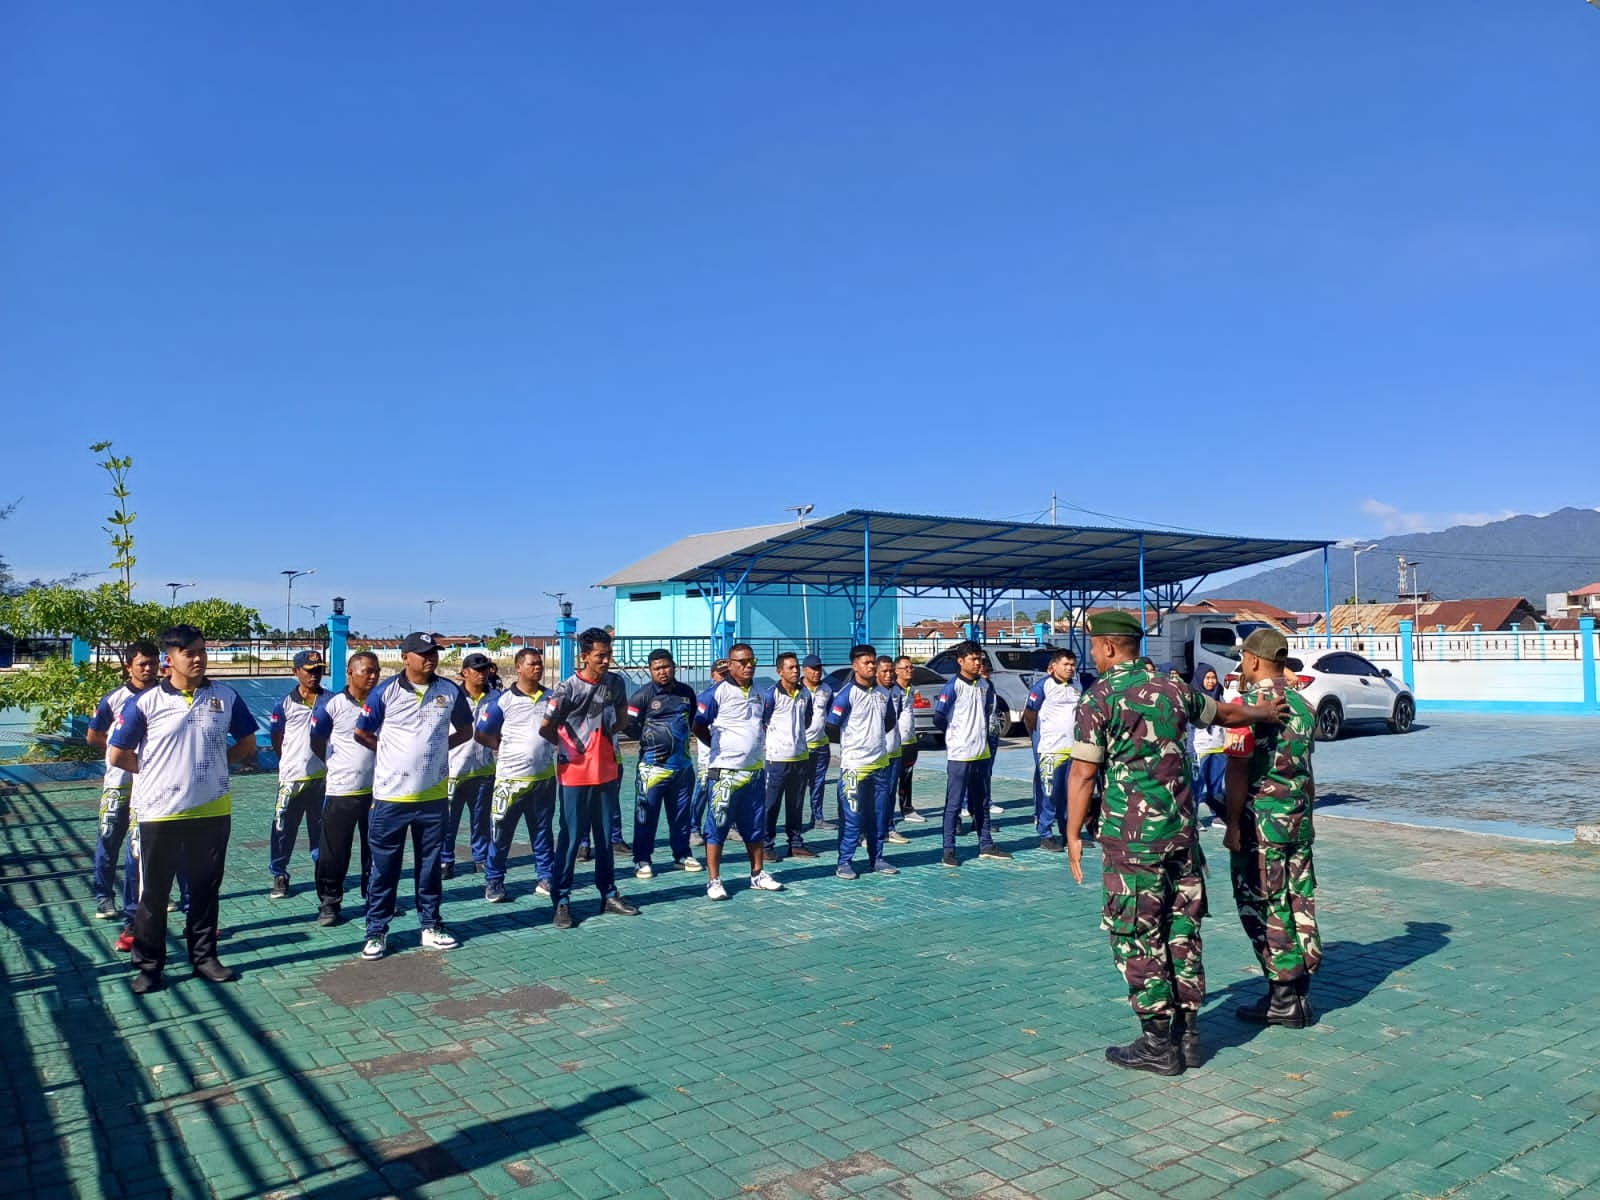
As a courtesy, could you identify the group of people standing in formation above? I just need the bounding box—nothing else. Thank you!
[88,614,1321,1077]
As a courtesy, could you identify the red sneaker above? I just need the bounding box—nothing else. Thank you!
[115,927,134,953]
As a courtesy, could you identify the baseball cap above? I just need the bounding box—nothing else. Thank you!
[400,632,442,656]
[1240,628,1289,662]
[801,654,823,668]
[292,650,325,671]
[462,652,494,671]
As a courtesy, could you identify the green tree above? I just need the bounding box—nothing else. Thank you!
[1033,609,1051,624]
[485,626,512,653]
[89,441,137,599]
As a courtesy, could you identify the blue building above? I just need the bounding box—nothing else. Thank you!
[598,522,902,668]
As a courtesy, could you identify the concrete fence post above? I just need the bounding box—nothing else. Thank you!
[328,611,350,693]
[1581,617,1595,711]
[1399,620,1414,691]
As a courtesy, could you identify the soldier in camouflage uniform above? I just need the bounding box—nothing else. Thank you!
[1223,628,1320,1027]
[1067,610,1287,1074]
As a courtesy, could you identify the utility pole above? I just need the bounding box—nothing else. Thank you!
[1048,491,1058,636]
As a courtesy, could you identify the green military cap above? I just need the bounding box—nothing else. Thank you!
[1086,610,1144,638]
[1240,627,1289,661]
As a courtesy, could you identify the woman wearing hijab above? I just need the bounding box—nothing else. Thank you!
[1189,665,1228,826]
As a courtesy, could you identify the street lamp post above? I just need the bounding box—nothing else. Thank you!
[300,603,321,631]
[425,598,442,629]
[281,569,314,644]
[164,581,195,607]
[1349,543,1378,604]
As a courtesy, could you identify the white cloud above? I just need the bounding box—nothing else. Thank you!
[1360,499,1516,536]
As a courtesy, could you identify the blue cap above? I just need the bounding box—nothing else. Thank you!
[293,649,326,671]
[801,654,823,668]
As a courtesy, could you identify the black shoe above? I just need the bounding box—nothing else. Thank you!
[316,906,340,927]
[1171,1010,1202,1068]
[1293,975,1315,1024]
[766,845,785,862]
[268,874,290,900]
[552,903,573,929]
[130,971,162,995]
[1039,837,1063,852]
[576,845,591,862]
[788,842,817,858]
[1106,1018,1183,1075]
[600,895,640,917]
[1236,980,1307,1027]
[441,863,455,880]
[193,958,236,984]
[612,841,632,857]
[979,844,1013,860]
[941,850,959,867]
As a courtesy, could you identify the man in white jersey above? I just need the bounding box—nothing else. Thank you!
[761,651,816,861]
[934,641,1010,866]
[689,657,729,847]
[1023,649,1079,853]
[692,642,781,900]
[86,640,165,950]
[893,656,925,823]
[310,650,380,926]
[267,649,328,900]
[475,646,559,902]
[108,625,258,994]
[539,627,640,928]
[800,654,835,831]
[353,632,475,960]
[825,644,898,880]
[877,655,910,848]
[442,652,498,879]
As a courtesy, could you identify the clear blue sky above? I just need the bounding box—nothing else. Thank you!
[2,3,1596,635]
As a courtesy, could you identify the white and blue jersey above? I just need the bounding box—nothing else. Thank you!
[357,674,473,804]
[933,675,995,763]
[696,680,765,770]
[309,690,375,796]
[627,680,698,772]
[477,684,556,784]
[762,684,813,765]
[885,685,904,759]
[90,683,142,792]
[109,679,258,821]
[1026,676,1079,786]
[270,685,328,784]
[449,688,498,782]
[804,680,834,751]
[825,680,894,772]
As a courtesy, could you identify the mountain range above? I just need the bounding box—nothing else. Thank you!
[1199,507,1600,613]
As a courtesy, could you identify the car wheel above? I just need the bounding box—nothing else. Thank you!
[1314,699,1343,742]
[1388,695,1415,734]
[994,701,1013,739]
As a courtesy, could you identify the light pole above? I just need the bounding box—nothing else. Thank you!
[281,569,314,641]
[425,598,442,629]
[785,505,814,648]
[300,603,321,631]
[164,581,195,607]
[1338,543,1378,604]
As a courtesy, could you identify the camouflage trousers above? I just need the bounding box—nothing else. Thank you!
[1230,841,1320,982]
[1101,848,1208,1018]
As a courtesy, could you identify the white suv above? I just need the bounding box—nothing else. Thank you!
[1225,648,1414,741]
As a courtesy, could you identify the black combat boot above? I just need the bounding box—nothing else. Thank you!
[1105,1017,1183,1075]
[1293,974,1315,1024]
[1171,1009,1202,1068]
[1236,980,1306,1027]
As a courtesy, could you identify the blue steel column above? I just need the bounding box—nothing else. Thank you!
[1322,545,1332,648]
[1137,534,1147,653]
[1398,619,1414,691]
[1581,616,1596,711]
[556,612,577,679]
[327,611,350,692]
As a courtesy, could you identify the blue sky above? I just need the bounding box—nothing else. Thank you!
[2,3,1596,635]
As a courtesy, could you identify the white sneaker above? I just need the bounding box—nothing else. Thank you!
[989,804,1005,816]
[535,879,551,896]
[680,856,703,872]
[706,878,729,901]
[421,925,459,951]
[360,934,386,961]
[750,870,783,892]
[902,810,927,823]
[885,830,910,845]
[634,862,654,880]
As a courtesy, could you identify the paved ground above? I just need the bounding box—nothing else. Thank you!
[3,756,1598,1199]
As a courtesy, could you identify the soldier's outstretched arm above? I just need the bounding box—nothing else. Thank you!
[1213,697,1291,727]
[1064,758,1099,885]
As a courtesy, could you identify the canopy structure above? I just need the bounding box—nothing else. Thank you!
[602,509,1334,657]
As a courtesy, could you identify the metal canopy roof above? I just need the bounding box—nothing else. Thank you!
[665,509,1330,596]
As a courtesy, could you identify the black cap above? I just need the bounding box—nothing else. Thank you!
[462,652,494,671]
[801,654,823,668]
[400,632,442,656]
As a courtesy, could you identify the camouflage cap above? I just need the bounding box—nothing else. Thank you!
[1240,627,1289,662]
[1086,610,1144,638]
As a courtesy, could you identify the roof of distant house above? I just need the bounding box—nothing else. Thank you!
[1307,597,1538,635]
[1569,582,1600,596]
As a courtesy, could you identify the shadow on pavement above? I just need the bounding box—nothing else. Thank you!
[1205,920,1453,1052]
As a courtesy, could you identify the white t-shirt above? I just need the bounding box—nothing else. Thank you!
[109,679,258,820]
[310,690,376,796]
[696,679,765,770]
[356,674,473,803]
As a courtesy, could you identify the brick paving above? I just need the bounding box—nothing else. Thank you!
[2,761,1598,1199]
